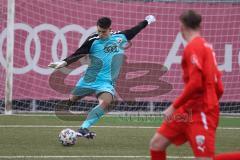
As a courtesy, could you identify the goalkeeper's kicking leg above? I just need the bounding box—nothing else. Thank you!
[55,96,79,114]
[55,87,94,112]
[55,87,95,121]
[77,92,113,139]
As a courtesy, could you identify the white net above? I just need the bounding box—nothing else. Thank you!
[0,0,240,115]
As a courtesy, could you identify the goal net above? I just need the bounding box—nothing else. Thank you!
[0,0,240,115]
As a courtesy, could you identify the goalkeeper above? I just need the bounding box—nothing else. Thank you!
[150,10,224,160]
[48,15,156,139]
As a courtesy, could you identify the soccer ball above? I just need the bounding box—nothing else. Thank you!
[58,128,77,146]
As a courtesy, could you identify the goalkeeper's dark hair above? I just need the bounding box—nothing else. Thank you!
[97,17,112,29]
[180,10,202,30]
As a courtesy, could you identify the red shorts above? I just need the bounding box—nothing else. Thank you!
[157,108,219,157]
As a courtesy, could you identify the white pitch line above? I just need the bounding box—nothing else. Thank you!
[0,125,156,129]
[0,155,194,159]
[0,125,239,130]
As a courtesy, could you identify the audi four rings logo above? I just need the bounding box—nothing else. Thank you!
[0,23,96,75]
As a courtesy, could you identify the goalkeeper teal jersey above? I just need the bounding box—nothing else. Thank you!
[83,33,127,85]
[63,20,148,86]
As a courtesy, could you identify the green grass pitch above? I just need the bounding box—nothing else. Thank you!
[0,115,239,160]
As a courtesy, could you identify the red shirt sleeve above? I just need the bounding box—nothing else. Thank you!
[173,49,204,109]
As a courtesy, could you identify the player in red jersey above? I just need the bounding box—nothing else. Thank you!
[150,10,224,160]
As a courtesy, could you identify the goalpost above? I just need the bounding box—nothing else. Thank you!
[4,0,15,115]
[0,0,240,116]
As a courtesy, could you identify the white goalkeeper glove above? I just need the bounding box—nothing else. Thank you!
[145,15,156,25]
[48,61,67,69]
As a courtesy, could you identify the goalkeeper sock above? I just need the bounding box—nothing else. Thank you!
[80,105,105,129]
[150,149,166,160]
[214,152,240,160]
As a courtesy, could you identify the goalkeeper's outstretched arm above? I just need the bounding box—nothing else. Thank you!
[48,34,96,69]
[121,15,156,41]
